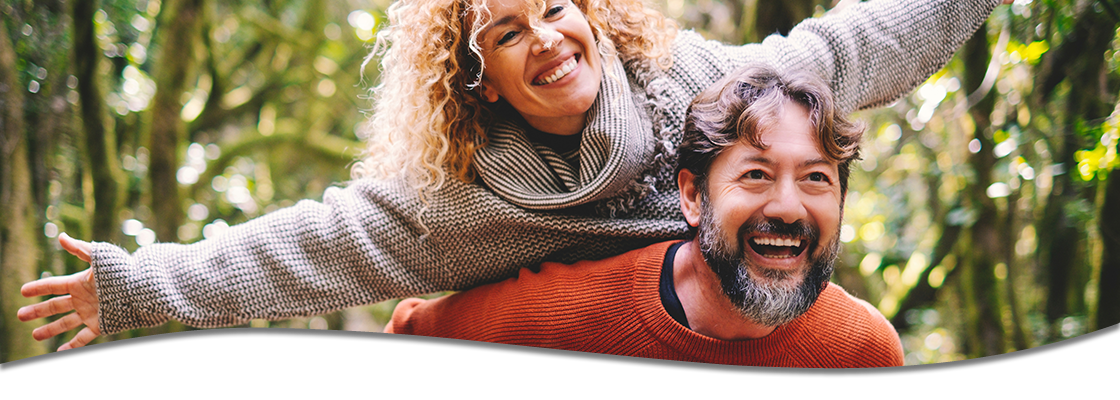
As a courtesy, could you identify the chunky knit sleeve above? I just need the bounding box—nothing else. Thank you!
[672,0,1000,114]
[90,177,686,335]
[90,178,445,334]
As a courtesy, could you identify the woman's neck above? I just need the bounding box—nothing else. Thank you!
[528,127,582,155]
[523,112,587,137]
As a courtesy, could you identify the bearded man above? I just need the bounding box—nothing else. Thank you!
[383,65,902,368]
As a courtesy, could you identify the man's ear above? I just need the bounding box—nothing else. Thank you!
[478,81,500,103]
[678,169,702,229]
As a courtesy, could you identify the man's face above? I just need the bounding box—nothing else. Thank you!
[684,102,844,326]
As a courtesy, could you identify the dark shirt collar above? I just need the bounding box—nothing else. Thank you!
[659,241,690,329]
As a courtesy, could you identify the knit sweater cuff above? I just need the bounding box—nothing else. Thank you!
[91,242,170,335]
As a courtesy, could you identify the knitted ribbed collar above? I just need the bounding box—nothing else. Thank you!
[474,57,669,213]
[631,242,862,367]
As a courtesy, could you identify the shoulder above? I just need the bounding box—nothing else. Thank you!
[797,283,905,367]
[384,242,673,338]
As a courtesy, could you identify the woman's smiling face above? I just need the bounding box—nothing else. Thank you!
[475,0,603,136]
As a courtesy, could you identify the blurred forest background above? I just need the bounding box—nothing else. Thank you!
[1,0,1118,365]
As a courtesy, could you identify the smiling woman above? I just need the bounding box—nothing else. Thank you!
[19,0,1007,354]
[473,0,603,137]
[357,0,679,190]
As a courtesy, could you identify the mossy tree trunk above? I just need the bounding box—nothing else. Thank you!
[1033,2,1117,340]
[74,0,125,243]
[147,0,206,243]
[0,15,49,363]
[1098,168,1120,329]
[957,22,1009,357]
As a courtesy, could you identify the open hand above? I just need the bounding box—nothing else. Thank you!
[17,233,102,350]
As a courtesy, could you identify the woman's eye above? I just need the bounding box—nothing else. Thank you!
[746,170,765,180]
[544,5,565,18]
[497,31,519,45]
[808,172,829,182]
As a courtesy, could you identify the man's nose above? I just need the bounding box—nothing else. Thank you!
[761,180,808,224]
[531,27,562,54]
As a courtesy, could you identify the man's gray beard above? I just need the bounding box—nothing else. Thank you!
[696,194,839,327]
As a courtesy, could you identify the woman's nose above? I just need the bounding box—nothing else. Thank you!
[531,27,562,54]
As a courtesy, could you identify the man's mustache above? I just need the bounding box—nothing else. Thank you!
[736,217,820,245]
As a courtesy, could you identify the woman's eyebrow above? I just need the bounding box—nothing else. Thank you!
[482,15,519,38]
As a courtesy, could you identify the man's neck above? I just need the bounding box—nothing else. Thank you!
[673,240,778,340]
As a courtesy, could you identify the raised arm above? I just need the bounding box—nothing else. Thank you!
[686,0,1003,113]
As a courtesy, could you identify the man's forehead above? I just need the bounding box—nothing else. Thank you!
[706,132,836,180]
[720,139,836,166]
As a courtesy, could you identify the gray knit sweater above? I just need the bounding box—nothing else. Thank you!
[90,0,1000,335]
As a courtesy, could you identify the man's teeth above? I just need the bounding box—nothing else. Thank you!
[535,58,577,85]
[752,237,801,247]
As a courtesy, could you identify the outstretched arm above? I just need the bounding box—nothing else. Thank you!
[783,0,1004,112]
[76,177,684,335]
[18,233,101,350]
[681,0,1006,114]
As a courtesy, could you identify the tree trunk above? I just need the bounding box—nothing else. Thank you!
[1038,144,1080,338]
[1002,189,1030,350]
[1033,3,1116,339]
[0,16,48,362]
[147,0,206,243]
[74,0,125,243]
[1098,168,1120,329]
[958,22,1008,357]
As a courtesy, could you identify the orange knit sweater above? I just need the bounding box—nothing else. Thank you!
[385,241,905,368]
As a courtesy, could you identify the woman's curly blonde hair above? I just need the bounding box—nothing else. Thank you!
[352,0,678,195]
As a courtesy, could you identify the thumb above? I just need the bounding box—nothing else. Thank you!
[59,232,93,263]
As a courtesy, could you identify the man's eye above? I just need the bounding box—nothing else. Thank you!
[746,170,765,180]
[808,172,829,182]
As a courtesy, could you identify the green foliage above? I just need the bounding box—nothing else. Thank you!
[1074,111,1120,182]
[1006,40,1049,65]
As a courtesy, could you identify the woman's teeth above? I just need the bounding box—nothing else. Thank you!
[535,58,577,85]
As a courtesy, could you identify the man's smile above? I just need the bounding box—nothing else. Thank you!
[747,235,809,259]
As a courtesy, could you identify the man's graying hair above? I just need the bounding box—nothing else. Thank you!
[677,65,865,196]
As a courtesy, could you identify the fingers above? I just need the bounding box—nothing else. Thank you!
[20,269,86,298]
[32,311,84,342]
[59,232,92,262]
[21,275,73,297]
[59,327,100,351]
[17,294,74,322]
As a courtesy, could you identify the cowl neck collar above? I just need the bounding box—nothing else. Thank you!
[474,57,660,211]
